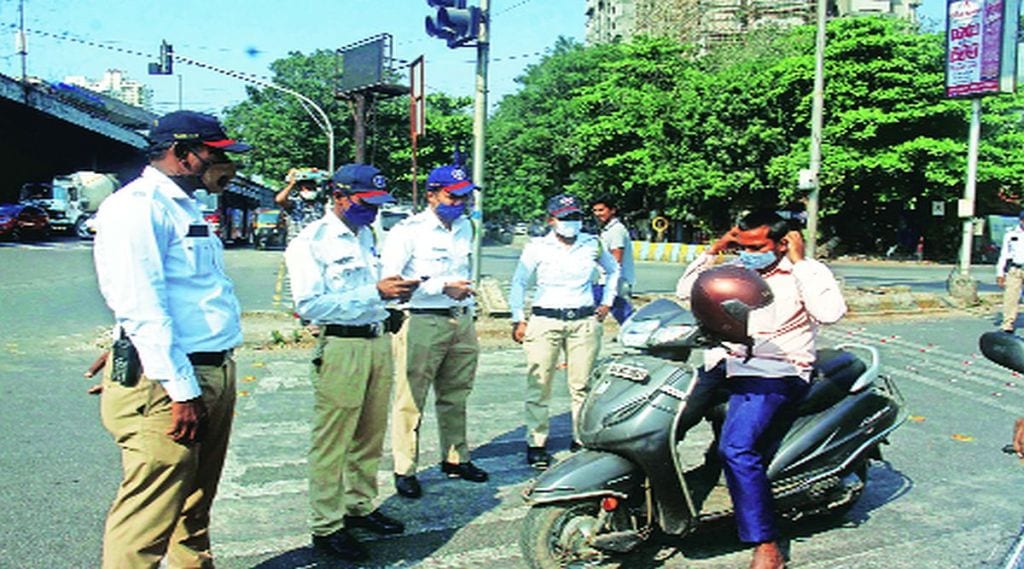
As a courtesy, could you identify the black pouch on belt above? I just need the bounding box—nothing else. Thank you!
[385,309,406,334]
[111,330,142,387]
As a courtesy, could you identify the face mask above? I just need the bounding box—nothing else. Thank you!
[343,201,378,227]
[434,202,466,224]
[299,189,319,201]
[738,250,778,271]
[554,220,582,238]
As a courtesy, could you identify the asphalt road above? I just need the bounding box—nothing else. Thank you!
[0,239,1022,568]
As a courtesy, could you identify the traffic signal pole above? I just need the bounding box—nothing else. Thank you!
[470,0,489,285]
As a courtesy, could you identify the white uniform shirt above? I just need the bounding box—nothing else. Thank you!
[93,166,242,402]
[510,231,621,322]
[380,209,473,309]
[996,223,1024,278]
[598,217,636,286]
[676,254,846,381]
[285,210,388,326]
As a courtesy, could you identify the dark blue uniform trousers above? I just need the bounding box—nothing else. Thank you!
[695,363,808,544]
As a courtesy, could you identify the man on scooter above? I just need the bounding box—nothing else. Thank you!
[676,210,846,569]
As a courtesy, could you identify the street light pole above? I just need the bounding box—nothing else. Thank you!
[805,0,827,258]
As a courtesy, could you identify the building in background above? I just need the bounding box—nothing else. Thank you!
[63,69,151,109]
[585,0,921,47]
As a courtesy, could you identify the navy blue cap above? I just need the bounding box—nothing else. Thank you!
[426,165,476,197]
[149,111,251,152]
[331,163,395,205]
[547,194,583,218]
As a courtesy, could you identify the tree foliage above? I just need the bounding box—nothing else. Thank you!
[485,17,1024,258]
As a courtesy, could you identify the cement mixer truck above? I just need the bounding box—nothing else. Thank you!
[19,171,119,239]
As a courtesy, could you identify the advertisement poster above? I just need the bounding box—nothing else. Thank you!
[946,0,1019,97]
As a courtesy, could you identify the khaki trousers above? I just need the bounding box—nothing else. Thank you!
[100,356,236,569]
[391,312,480,475]
[309,334,393,536]
[1003,266,1024,330]
[522,315,602,447]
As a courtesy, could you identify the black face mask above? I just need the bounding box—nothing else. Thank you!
[169,149,236,194]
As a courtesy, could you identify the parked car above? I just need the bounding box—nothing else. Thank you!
[0,203,51,241]
[252,208,288,250]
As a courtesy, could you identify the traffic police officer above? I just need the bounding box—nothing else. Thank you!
[381,163,488,499]
[509,194,621,469]
[285,163,419,562]
[93,110,249,568]
[996,210,1024,332]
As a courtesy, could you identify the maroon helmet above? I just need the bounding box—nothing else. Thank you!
[690,265,774,344]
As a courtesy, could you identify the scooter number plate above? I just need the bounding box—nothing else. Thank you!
[607,363,649,382]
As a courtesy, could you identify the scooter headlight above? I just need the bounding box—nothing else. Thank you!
[650,324,698,347]
[618,319,660,348]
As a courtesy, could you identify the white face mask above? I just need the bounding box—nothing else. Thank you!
[554,220,582,238]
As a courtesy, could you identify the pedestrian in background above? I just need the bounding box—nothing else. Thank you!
[996,210,1024,333]
[275,167,327,238]
[591,194,636,324]
[510,194,620,469]
[381,163,488,500]
[285,163,419,563]
[93,110,249,568]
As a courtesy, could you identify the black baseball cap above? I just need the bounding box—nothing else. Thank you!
[149,110,251,152]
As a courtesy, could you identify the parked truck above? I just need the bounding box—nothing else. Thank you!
[19,171,119,239]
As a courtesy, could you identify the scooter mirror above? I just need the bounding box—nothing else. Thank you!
[979,331,1024,374]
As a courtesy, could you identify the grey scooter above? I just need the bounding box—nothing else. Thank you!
[520,299,906,568]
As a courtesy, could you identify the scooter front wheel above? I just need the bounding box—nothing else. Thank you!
[520,501,605,569]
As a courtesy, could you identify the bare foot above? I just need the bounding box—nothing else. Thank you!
[750,542,785,569]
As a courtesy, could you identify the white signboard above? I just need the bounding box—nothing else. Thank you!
[946,0,1021,97]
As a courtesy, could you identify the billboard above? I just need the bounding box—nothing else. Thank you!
[945,0,1021,98]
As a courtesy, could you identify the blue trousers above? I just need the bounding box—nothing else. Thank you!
[591,284,634,324]
[697,364,808,544]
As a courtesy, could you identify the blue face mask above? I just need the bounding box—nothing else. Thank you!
[343,201,378,227]
[738,250,778,271]
[435,202,466,224]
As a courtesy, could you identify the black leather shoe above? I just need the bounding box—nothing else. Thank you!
[569,441,583,453]
[394,473,422,499]
[312,529,368,562]
[527,446,551,470]
[441,461,489,482]
[344,509,405,535]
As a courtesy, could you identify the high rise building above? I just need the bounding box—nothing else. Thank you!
[63,69,151,109]
[585,0,922,46]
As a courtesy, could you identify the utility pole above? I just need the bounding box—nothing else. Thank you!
[804,0,827,258]
[470,0,489,285]
[17,0,27,95]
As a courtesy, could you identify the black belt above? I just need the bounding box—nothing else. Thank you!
[532,306,595,320]
[408,306,470,318]
[188,350,230,367]
[324,322,384,338]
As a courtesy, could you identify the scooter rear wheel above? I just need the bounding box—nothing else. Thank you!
[521,501,605,568]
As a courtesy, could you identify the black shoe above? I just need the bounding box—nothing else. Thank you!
[526,446,551,470]
[394,473,422,499]
[569,441,583,453]
[344,509,405,535]
[312,529,368,562]
[441,461,489,482]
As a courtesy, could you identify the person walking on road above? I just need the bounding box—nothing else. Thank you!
[591,195,636,324]
[510,194,620,469]
[381,163,488,500]
[676,210,847,569]
[285,163,420,563]
[93,110,250,568]
[996,210,1024,333]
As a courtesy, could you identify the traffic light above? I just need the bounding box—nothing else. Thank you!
[148,40,173,75]
[425,0,482,49]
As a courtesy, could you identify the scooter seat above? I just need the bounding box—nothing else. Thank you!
[797,349,867,415]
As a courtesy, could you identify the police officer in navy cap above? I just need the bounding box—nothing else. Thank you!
[996,209,1024,333]
[286,163,420,562]
[382,162,488,499]
[93,110,249,567]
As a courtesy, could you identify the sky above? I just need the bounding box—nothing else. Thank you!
[0,0,952,117]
